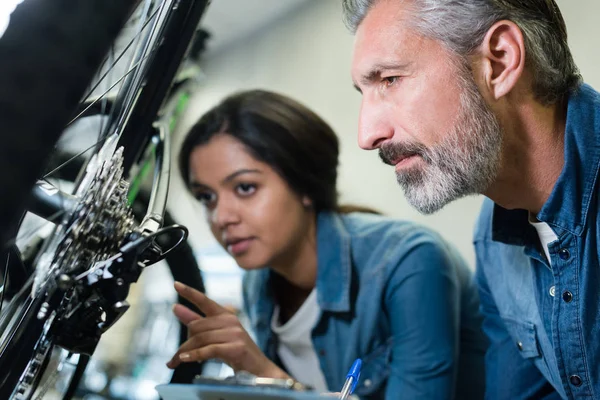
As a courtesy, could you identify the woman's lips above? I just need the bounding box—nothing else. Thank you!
[227,238,254,255]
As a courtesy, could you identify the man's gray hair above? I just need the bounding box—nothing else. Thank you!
[342,0,582,105]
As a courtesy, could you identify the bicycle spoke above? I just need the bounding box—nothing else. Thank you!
[45,0,161,196]
[0,252,8,315]
[6,136,119,249]
[11,129,132,249]
[52,0,157,154]
[78,4,160,107]
[97,46,115,144]
[65,47,159,128]
[7,210,66,250]
[43,137,111,179]
[12,0,161,252]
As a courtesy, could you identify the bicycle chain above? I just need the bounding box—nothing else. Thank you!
[12,313,55,400]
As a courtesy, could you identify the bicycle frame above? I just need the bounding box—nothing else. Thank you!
[116,0,210,173]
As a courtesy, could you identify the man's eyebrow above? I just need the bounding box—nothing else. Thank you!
[356,61,412,88]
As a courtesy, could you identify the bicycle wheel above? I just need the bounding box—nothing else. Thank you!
[0,0,209,398]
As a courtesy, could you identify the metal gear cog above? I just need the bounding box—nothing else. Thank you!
[33,133,135,298]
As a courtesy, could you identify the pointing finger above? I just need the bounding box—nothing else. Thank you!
[174,282,226,317]
[172,303,203,325]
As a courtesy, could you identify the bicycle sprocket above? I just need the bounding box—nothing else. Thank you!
[33,133,135,296]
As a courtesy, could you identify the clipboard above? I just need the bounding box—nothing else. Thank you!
[156,373,342,400]
[155,383,338,400]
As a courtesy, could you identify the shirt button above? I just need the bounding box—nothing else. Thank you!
[569,375,583,387]
[364,379,372,387]
[562,291,573,303]
[549,286,556,297]
[517,342,524,351]
[318,349,326,356]
[559,248,570,260]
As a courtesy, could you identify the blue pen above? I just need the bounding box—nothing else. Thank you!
[339,358,362,399]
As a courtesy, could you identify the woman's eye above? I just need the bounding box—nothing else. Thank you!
[195,192,216,205]
[236,183,256,196]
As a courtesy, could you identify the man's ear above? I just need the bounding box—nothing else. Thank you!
[478,20,526,100]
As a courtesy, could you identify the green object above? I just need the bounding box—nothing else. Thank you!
[127,91,191,204]
[127,145,155,205]
[170,92,190,131]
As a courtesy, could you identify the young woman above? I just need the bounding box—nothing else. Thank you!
[167,90,488,399]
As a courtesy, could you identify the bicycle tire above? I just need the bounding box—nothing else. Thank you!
[0,0,136,248]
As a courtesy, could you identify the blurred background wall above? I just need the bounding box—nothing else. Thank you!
[169,0,600,270]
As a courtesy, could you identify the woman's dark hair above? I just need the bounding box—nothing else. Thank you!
[179,89,345,213]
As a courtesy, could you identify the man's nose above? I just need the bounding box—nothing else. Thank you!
[357,97,394,150]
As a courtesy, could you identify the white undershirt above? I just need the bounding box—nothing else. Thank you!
[270,289,328,392]
[529,215,559,265]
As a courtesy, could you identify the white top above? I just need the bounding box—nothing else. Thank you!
[270,289,328,392]
[529,215,559,265]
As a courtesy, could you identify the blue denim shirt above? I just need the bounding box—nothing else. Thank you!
[474,84,600,399]
[243,211,488,399]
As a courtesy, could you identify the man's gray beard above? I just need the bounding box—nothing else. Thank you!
[397,71,503,214]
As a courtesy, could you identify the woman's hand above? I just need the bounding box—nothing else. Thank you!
[166,282,290,380]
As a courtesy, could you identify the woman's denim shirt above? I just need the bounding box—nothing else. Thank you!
[243,212,488,399]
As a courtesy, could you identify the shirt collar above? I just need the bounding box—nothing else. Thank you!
[247,211,353,316]
[491,205,539,246]
[536,84,600,235]
[493,84,600,243]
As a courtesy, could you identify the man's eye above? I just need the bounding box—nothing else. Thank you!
[236,183,256,196]
[383,76,399,86]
